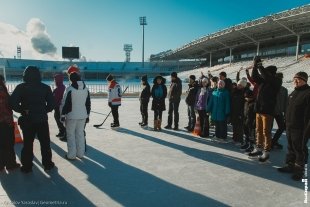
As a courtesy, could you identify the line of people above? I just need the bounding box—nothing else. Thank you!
[137,57,310,181]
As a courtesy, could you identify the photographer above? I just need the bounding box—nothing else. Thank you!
[248,57,281,162]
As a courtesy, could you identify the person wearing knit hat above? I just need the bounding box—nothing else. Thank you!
[139,75,151,127]
[293,71,308,83]
[237,79,247,88]
[165,71,182,130]
[67,64,80,75]
[207,79,230,141]
[278,71,310,181]
[231,78,246,144]
[106,74,122,128]
[185,75,198,132]
[60,72,90,160]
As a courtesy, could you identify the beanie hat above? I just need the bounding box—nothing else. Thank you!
[106,74,114,81]
[218,80,225,89]
[294,71,308,82]
[275,72,284,79]
[237,79,247,88]
[201,77,209,85]
[189,75,196,81]
[171,72,177,78]
[219,71,227,78]
[141,75,147,82]
[265,65,277,75]
[67,65,80,74]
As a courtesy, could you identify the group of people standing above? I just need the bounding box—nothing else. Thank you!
[138,57,310,181]
[0,60,309,181]
[138,72,182,131]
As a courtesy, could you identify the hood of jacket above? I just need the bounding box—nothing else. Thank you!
[54,74,64,87]
[23,66,41,83]
[153,76,166,85]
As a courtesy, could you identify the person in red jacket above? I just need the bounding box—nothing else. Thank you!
[0,75,20,172]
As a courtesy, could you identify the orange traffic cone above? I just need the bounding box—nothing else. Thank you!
[14,122,23,143]
[192,117,201,136]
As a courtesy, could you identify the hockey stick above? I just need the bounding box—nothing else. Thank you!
[93,86,129,128]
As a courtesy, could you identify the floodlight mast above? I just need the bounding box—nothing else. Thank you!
[123,44,133,62]
[139,16,147,68]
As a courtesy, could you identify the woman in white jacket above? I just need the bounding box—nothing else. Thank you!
[60,72,90,160]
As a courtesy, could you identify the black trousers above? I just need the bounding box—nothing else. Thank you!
[187,105,196,129]
[20,121,53,170]
[154,110,163,120]
[243,121,256,144]
[232,120,244,143]
[272,113,285,144]
[285,128,308,167]
[111,105,119,125]
[167,99,180,127]
[215,120,227,139]
[54,106,65,134]
[0,123,18,168]
[140,101,149,124]
[198,110,209,136]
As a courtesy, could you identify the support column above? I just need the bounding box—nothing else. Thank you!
[256,42,260,56]
[209,52,212,67]
[229,48,232,65]
[296,35,300,61]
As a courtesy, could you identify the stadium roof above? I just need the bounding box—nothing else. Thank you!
[151,4,310,61]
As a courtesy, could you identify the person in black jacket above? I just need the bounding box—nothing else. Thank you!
[231,79,247,144]
[278,72,310,181]
[248,57,281,162]
[271,73,288,150]
[10,66,55,173]
[242,89,256,152]
[185,75,198,132]
[165,72,182,130]
[151,76,167,131]
[139,75,151,127]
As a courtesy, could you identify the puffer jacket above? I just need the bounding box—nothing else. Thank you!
[0,83,13,126]
[61,81,91,120]
[53,74,66,107]
[108,80,122,106]
[10,66,55,123]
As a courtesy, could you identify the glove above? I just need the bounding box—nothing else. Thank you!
[86,117,89,123]
[253,56,262,67]
[60,116,65,123]
[108,102,112,107]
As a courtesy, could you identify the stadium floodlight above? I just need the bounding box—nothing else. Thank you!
[124,44,133,62]
[139,16,147,68]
